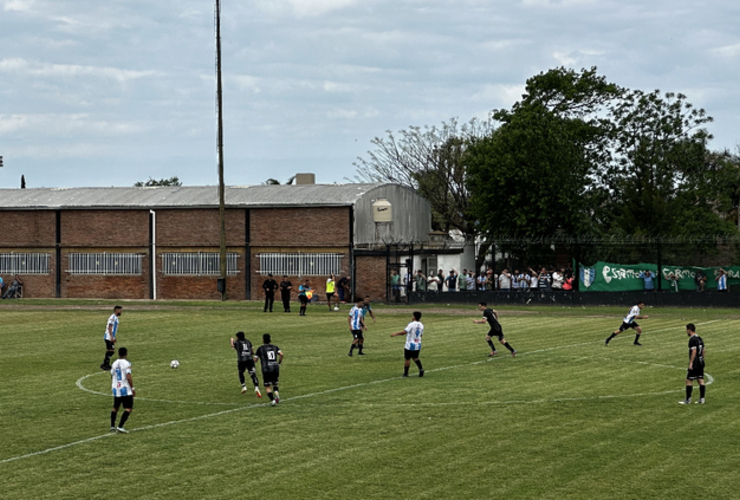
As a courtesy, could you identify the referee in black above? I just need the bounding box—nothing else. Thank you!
[473,302,517,357]
[262,274,278,313]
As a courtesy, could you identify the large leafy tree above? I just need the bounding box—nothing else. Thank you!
[465,67,621,243]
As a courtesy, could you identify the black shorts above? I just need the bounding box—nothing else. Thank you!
[262,369,280,386]
[238,359,256,374]
[487,328,504,341]
[351,329,364,340]
[618,321,638,332]
[299,295,309,305]
[687,364,704,380]
[404,348,421,360]
[327,292,335,299]
[105,340,116,351]
[113,395,134,410]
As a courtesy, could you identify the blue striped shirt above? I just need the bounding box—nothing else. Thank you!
[349,306,364,330]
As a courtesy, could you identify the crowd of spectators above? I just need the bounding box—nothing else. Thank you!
[403,266,576,292]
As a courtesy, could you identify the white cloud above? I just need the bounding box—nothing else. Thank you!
[471,84,525,107]
[0,58,163,82]
[711,43,740,58]
[0,113,149,137]
[3,0,32,12]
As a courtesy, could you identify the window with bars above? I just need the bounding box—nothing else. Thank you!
[0,253,50,274]
[161,253,239,276]
[258,253,343,276]
[68,253,143,275]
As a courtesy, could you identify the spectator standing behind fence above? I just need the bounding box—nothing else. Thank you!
[516,270,529,291]
[498,269,512,291]
[551,269,564,290]
[446,270,457,292]
[638,270,655,291]
[716,269,728,292]
[2,274,23,299]
[466,271,476,291]
[415,270,427,292]
[486,269,495,290]
[511,271,519,291]
[694,270,707,292]
[477,273,487,291]
[437,269,445,291]
[427,274,440,292]
[528,269,539,291]
[390,269,401,301]
[538,268,552,291]
[458,269,468,291]
[666,272,679,292]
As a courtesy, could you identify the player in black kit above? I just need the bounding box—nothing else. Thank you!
[255,333,284,407]
[473,302,517,357]
[679,323,706,405]
[230,332,262,398]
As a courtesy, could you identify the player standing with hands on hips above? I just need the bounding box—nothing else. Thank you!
[473,302,517,357]
[391,311,425,377]
[679,323,706,405]
[101,305,122,370]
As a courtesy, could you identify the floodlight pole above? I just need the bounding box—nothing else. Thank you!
[216,0,227,301]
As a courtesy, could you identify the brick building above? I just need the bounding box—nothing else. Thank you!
[0,183,432,301]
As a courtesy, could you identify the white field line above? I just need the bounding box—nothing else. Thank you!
[4,320,720,466]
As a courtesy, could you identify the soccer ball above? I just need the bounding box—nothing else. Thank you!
[333,305,340,311]
[170,360,180,369]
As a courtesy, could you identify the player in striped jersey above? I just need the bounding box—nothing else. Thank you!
[348,298,367,356]
[605,301,648,346]
[101,305,122,371]
[391,311,425,377]
[110,347,135,434]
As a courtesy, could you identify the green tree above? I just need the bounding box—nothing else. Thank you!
[134,176,182,187]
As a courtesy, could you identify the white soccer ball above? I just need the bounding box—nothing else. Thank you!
[170,360,180,369]
[333,305,340,311]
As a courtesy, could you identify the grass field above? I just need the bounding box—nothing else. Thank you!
[2,299,740,499]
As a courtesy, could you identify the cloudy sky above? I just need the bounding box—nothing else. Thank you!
[1,0,739,189]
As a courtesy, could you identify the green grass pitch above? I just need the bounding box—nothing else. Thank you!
[2,300,740,499]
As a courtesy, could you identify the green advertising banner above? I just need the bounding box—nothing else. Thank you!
[579,262,740,292]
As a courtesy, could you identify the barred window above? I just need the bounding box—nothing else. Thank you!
[161,253,239,276]
[258,253,343,276]
[0,253,50,274]
[68,253,143,275]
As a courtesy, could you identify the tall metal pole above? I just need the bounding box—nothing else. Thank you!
[216,0,227,300]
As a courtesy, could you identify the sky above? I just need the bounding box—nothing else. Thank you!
[1,0,739,189]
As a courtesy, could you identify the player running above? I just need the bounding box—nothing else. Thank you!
[391,311,425,377]
[110,347,135,434]
[679,323,706,405]
[605,301,648,346]
[255,334,284,407]
[348,298,367,356]
[101,305,122,371]
[473,302,517,357]
[230,332,261,397]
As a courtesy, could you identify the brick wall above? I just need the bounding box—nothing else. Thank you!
[157,209,246,246]
[61,210,149,247]
[60,249,150,299]
[250,207,350,246]
[355,255,387,301]
[0,211,56,246]
[156,247,247,300]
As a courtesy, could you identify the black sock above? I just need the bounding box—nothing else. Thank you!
[634,334,641,344]
[404,365,409,376]
[349,344,356,353]
[503,341,515,353]
[110,411,117,427]
[358,343,363,354]
[607,333,617,341]
[686,386,693,400]
[267,392,274,401]
[104,352,112,365]
[700,385,706,399]
[414,359,423,371]
[250,373,260,387]
[238,372,245,385]
[487,340,496,351]
[118,411,130,428]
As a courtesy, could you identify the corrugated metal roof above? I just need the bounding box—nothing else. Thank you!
[0,184,387,210]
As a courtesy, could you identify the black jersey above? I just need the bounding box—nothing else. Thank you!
[234,338,254,362]
[483,308,502,331]
[263,279,278,294]
[256,344,281,372]
[280,280,292,294]
[688,335,705,366]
